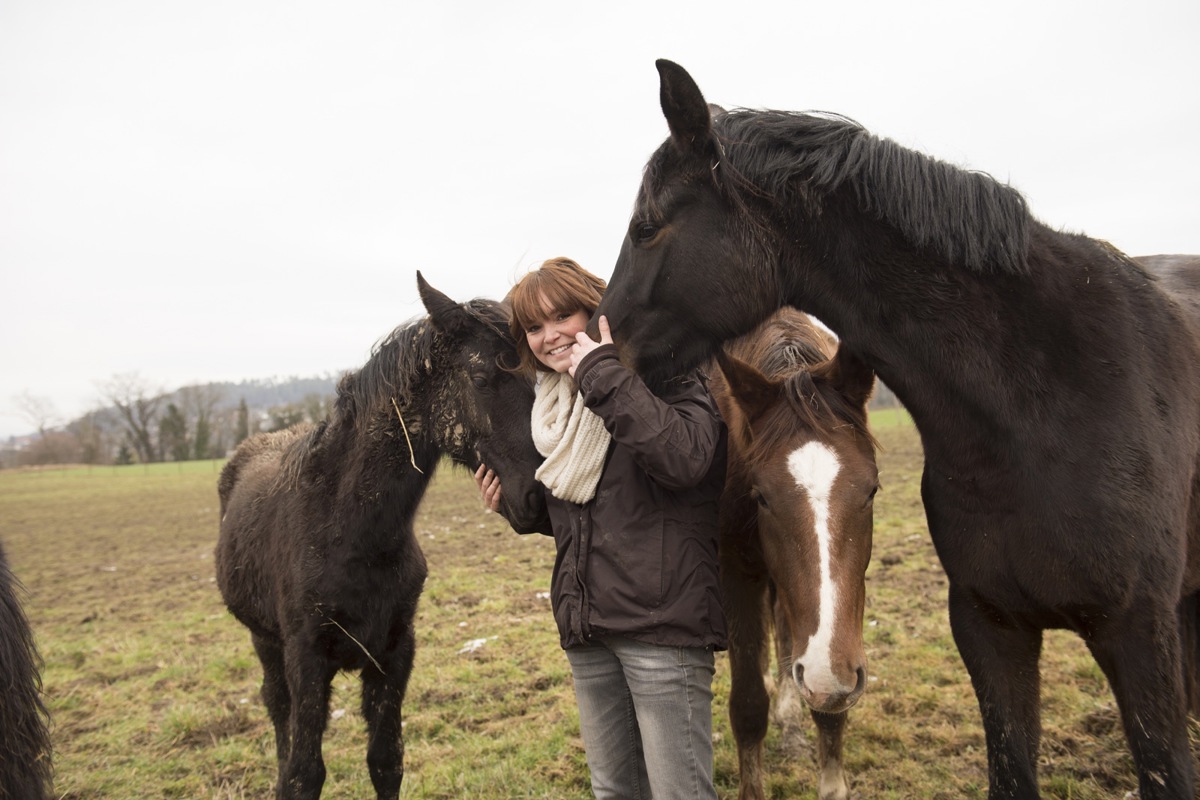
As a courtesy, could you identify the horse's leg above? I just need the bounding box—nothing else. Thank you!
[810,710,849,800]
[280,639,335,800]
[1085,601,1196,800]
[722,562,772,800]
[252,635,291,772]
[771,596,806,740]
[360,623,417,800]
[946,582,1043,799]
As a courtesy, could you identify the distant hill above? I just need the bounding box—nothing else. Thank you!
[201,374,342,414]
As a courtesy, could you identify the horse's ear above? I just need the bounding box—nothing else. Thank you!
[656,59,713,155]
[715,350,778,422]
[821,346,876,410]
[417,271,468,334]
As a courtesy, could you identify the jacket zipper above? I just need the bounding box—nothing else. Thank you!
[575,506,591,640]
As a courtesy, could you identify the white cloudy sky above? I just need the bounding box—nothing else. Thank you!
[2,0,1197,438]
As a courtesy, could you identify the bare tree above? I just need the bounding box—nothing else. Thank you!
[70,411,112,465]
[96,373,165,463]
[12,391,59,437]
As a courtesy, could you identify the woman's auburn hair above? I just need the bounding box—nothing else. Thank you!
[508,257,607,379]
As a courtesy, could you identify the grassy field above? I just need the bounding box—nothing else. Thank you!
[1,418,1197,799]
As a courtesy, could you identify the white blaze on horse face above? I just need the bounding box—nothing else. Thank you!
[787,441,842,697]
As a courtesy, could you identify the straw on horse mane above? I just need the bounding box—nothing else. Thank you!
[336,298,513,432]
[270,298,514,487]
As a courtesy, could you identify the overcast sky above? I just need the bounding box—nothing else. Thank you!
[2,0,1197,439]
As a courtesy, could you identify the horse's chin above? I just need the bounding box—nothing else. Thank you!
[500,496,546,533]
[631,338,720,394]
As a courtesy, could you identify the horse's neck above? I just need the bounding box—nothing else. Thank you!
[321,408,442,532]
[787,223,1117,464]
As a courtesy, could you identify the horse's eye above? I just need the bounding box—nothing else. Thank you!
[865,484,880,506]
[634,222,658,243]
[750,487,768,510]
[471,374,489,390]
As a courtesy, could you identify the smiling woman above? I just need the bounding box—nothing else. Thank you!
[474,256,730,800]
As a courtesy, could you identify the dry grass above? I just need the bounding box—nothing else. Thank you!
[1,422,1196,798]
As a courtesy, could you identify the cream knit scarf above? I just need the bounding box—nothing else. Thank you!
[531,371,611,504]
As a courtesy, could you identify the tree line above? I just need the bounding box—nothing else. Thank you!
[4,370,904,470]
[3,373,338,468]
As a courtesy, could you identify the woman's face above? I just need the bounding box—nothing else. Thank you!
[524,294,589,374]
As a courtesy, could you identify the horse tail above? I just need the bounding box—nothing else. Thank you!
[0,541,53,799]
[1181,589,1200,717]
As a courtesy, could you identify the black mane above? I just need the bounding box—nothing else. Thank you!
[335,298,513,432]
[709,109,1032,275]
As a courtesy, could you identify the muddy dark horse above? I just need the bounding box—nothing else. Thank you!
[0,540,53,799]
[216,274,545,800]
[595,60,1200,799]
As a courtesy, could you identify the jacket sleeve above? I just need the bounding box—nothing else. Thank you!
[573,344,723,490]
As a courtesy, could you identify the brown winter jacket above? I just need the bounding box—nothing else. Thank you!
[529,343,729,651]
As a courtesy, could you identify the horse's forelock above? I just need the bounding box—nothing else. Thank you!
[738,373,873,470]
[463,298,515,344]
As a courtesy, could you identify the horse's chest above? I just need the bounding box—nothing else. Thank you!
[919,478,1158,626]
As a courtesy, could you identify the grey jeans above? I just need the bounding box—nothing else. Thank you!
[565,637,718,800]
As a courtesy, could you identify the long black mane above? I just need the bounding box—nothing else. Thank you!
[650,108,1033,275]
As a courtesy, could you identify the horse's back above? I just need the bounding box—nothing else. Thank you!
[1136,255,1200,332]
[218,426,312,513]
[216,425,314,636]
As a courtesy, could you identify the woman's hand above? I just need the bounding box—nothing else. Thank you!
[569,314,612,378]
[474,464,501,513]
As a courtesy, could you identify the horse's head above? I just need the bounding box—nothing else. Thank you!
[716,342,877,714]
[596,59,779,391]
[417,273,545,531]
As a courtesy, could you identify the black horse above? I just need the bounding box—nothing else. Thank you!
[216,274,545,800]
[0,540,53,800]
[595,60,1200,799]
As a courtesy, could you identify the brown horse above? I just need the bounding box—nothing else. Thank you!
[595,60,1200,799]
[216,274,545,799]
[711,309,876,800]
